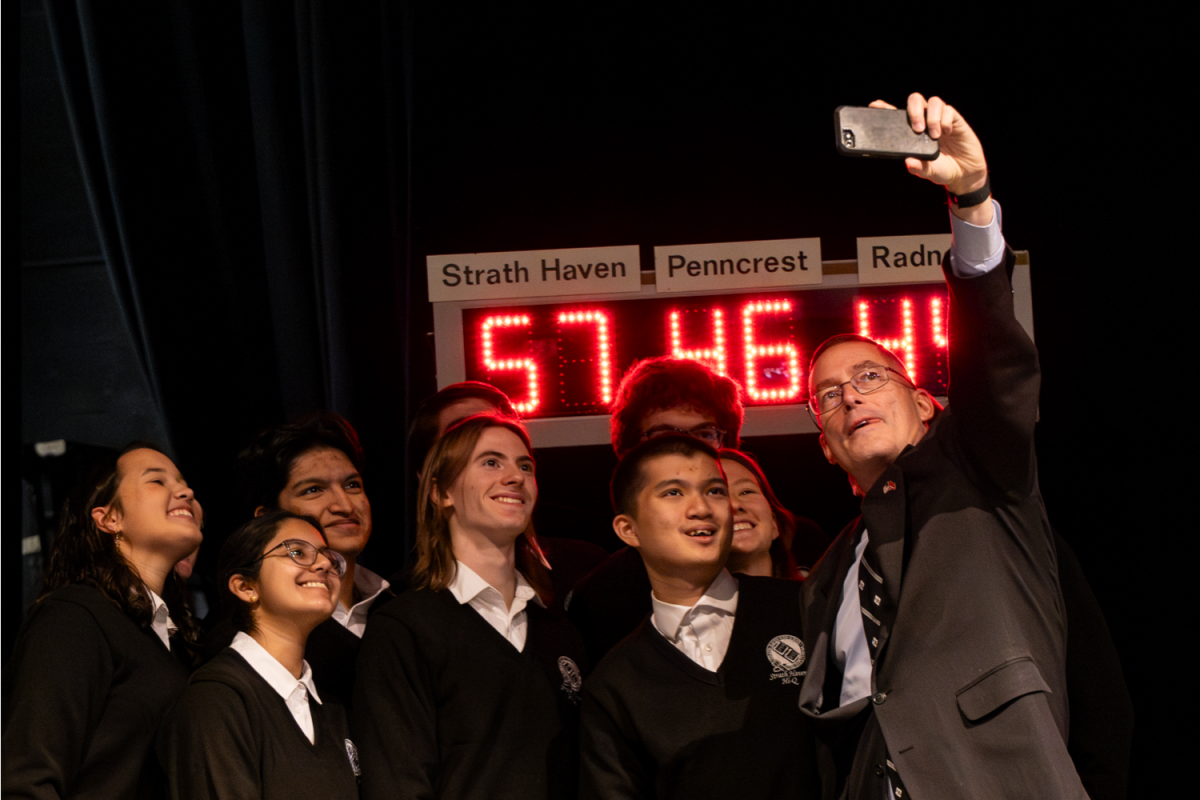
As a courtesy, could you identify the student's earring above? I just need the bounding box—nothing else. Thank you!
[250,594,258,603]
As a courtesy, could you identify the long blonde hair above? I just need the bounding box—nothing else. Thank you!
[413,413,552,604]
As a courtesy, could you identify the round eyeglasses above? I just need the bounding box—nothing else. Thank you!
[249,538,346,577]
[641,424,726,449]
[808,365,914,425]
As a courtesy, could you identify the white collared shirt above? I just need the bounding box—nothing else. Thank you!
[834,531,873,707]
[145,587,176,651]
[229,632,323,744]
[331,564,389,638]
[448,561,543,651]
[651,569,739,672]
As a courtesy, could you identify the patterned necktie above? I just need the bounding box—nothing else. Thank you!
[858,549,885,664]
[859,548,909,799]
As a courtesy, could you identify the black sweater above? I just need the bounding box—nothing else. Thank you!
[2,584,189,800]
[200,584,395,708]
[352,587,588,800]
[158,648,359,799]
[580,576,821,800]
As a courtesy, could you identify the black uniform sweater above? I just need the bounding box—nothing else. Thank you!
[200,583,396,708]
[580,575,821,800]
[351,587,588,800]
[2,584,189,800]
[158,648,359,799]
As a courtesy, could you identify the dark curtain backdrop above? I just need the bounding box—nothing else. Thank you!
[25,4,1162,789]
[42,0,417,580]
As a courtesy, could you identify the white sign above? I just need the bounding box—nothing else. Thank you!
[855,234,951,285]
[427,245,641,303]
[653,238,822,293]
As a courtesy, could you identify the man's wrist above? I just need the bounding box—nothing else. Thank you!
[949,175,990,210]
[947,173,989,202]
[951,198,994,226]
[949,174,993,225]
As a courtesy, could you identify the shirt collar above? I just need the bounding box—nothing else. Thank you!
[145,586,176,649]
[651,569,738,642]
[448,561,543,609]
[229,631,322,705]
[337,564,390,614]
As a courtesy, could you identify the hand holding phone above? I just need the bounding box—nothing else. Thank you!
[853,94,992,225]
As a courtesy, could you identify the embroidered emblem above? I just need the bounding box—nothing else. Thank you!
[558,656,582,704]
[883,481,896,494]
[344,738,361,777]
[766,635,806,685]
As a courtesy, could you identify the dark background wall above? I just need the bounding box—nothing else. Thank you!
[18,2,1161,790]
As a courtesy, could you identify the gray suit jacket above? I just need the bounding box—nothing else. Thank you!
[798,251,1089,799]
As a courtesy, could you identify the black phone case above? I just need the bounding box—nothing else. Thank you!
[834,106,940,160]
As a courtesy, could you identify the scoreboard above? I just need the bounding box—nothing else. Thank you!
[430,245,1033,448]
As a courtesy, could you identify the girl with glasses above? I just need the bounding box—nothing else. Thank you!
[3,444,202,799]
[159,510,359,798]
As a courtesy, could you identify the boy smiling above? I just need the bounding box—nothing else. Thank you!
[580,435,818,799]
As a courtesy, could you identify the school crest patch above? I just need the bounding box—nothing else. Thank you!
[766,634,806,685]
[558,656,582,704]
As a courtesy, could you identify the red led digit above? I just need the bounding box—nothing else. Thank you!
[930,296,947,348]
[857,298,917,380]
[556,309,614,405]
[669,308,728,376]
[741,300,801,402]
[480,314,540,414]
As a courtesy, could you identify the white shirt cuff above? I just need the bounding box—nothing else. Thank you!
[948,199,1004,278]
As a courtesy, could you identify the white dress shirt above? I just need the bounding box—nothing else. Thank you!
[832,200,1006,708]
[448,561,543,651]
[146,587,176,650]
[331,564,389,638]
[229,632,324,744]
[651,569,739,672]
[948,199,1004,278]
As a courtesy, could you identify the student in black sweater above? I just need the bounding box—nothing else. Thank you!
[160,510,360,798]
[202,412,395,707]
[568,358,831,666]
[353,413,587,800]
[580,436,820,799]
[3,445,203,800]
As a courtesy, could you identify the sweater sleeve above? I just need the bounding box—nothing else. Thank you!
[158,681,261,800]
[351,610,439,800]
[579,679,653,800]
[1,596,113,800]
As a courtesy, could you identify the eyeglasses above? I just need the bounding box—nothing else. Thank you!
[641,424,726,449]
[248,539,346,577]
[808,366,914,425]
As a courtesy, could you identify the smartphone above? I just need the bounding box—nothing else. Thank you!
[834,106,940,160]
